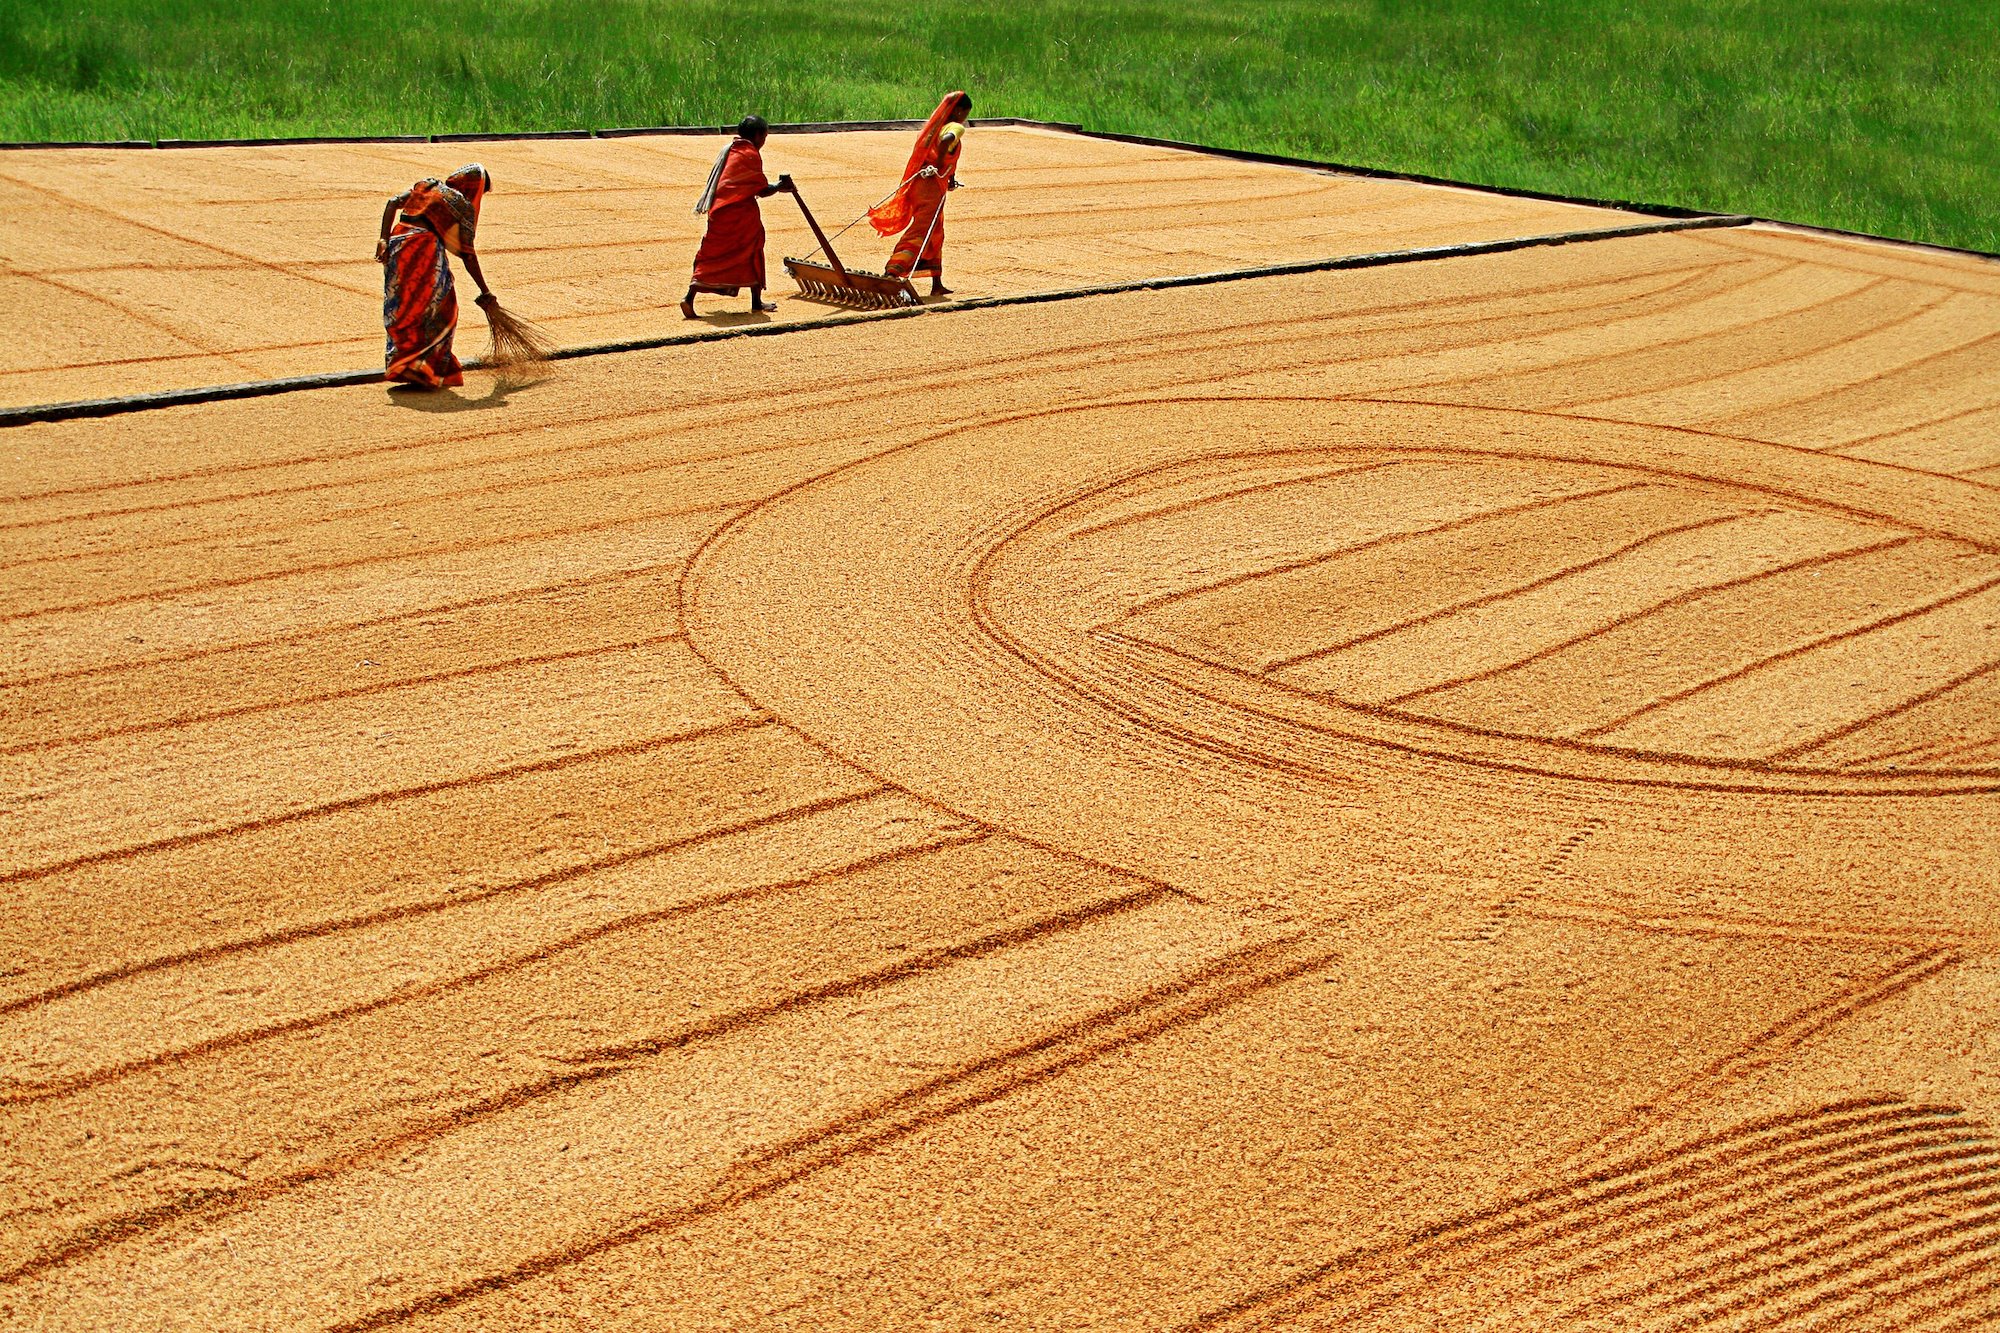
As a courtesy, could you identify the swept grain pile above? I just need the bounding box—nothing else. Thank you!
[0,134,1995,1330]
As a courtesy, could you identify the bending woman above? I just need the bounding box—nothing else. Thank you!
[870,91,971,297]
[376,164,495,388]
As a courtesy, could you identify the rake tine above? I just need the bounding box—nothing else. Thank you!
[784,255,925,311]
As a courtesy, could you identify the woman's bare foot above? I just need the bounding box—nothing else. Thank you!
[929,281,953,297]
[680,292,698,320]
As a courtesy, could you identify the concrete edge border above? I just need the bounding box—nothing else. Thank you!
[0,139,153,149]
[0,117,1066,151]
[157,135,430,149]
[598,117,1074,138]
[1044,127,2000,262]
[0,214,1748,429]
[1052,126,1710,220]
[3,115,1991,263]
[431,129,595,143]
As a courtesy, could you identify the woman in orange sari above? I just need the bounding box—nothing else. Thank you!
[375,164,495,388]
[870,91,971,297]
[683,115,795,318]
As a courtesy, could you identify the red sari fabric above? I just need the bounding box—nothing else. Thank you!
[882,130,961,277]
[382,220,461,387]
[869,91,968,237]
[381,164,488,387]
[884,173,949,277]
[691,139,770,291]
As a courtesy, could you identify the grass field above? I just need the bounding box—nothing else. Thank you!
[1,0,1995,252]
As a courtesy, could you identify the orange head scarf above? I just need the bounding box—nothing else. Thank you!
[869,91,971,236]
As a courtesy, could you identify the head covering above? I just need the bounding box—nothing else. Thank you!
[869,91,970,237]
[445,163,490,209]
[401,163,489,255]
[899,91,969,186]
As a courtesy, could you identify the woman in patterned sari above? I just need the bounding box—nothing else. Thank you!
[375,164,495,388]
[870,91,971,297]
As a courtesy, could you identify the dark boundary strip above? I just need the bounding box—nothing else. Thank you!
[157,134,430,148]
[0,139,154,149]
[599,117,1073,138]
[4,115,1993,262]
[1049,125,2000,261]
[0,213,1746,428]
[0,117,1061,151]
[431,129,594,143]
[1061,126,1705,218]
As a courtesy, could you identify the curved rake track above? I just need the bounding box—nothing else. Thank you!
[2,208,1996,1329]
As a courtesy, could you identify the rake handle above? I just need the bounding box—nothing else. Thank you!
[786,185,849,284]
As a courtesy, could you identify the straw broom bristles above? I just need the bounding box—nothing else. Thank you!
[476,296,558,370]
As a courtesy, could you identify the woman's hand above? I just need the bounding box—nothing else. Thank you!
[377,195,401,263]
[476,291,498,309]
[917,165,939,179]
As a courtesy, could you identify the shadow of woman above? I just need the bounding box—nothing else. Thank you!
[692,308,776,328]
[386,370,553,414]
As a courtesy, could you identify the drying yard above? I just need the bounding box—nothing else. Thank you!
[1,125,1996,1330]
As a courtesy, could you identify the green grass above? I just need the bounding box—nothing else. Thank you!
[2,0,1996,251]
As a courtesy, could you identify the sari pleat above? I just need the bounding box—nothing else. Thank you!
[382,222,461,388]
[884,177,948,278]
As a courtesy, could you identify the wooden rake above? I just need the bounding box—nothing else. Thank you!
[783,185,922,310]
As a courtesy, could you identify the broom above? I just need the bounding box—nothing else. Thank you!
[475,293,558,370]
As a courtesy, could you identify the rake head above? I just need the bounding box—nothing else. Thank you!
[784,258,923,310]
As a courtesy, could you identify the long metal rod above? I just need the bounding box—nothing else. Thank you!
[822,169,925,251]
[910,190,947,278]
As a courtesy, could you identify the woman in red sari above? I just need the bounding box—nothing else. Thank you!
[871,91,971,297]
[683,115,794,319]
[375,164,495,389]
